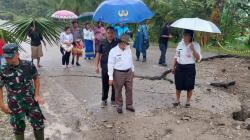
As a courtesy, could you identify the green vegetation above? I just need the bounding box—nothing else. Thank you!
[0,0,249,54]
[4,18,63,46]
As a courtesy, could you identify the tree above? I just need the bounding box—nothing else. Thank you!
[37,0,103,15]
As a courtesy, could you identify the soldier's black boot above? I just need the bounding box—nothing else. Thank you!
[15,132,24,140]
[34,128,44,140]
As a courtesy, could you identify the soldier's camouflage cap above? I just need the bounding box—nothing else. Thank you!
[3,43,19,58]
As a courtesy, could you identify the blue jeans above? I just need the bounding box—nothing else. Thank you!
[159,43,168,64]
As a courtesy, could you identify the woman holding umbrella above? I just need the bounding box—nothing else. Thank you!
[172,29,202,108]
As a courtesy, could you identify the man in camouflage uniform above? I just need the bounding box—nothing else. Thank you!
[0,43,45,140]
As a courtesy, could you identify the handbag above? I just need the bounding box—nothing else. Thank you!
[62,44,73,52]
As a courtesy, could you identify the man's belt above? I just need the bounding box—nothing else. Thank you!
[114,69,131,72]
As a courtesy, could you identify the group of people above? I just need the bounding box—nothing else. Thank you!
[59,21,96,68]
[0,19,202,139]
[95,26,135,113]
[59,21,133,69]
[95,24,202,113]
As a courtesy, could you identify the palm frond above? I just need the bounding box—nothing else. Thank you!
[0,27,25,50]
[4,17,64,46]
[0,28,18,43]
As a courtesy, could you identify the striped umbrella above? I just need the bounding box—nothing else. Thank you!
[51,10,78,20]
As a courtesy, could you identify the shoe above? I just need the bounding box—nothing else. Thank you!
[101,101,107,108]
[161,63,167,67]
[172,102,180,107]
[185,104,191,108]
[142,58,146,62]
[117,108,123,114]
[126,107,135,112]
[136,58,139,61]
[76,62,81,66]
[71,59,75,65]
[111,101,116,107]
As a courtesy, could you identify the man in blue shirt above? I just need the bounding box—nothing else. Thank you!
[114,23,129,39]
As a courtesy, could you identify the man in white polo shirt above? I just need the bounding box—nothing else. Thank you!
[108,34,135,114]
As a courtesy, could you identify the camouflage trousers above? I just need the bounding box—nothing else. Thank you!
[10,105,45,134]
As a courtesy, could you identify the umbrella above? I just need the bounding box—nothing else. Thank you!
[93,0,154,24]
[78,12,94,21]
[51,10,78,20]
[170,18,221,34]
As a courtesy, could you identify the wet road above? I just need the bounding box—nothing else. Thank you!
[19,43,217,140]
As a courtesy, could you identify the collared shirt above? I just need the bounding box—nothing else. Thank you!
[83,29,94,40]
[174,41,202,64]
[96,39,118,71]
[108,45,135,80]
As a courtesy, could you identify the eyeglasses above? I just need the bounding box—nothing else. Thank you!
[120,40,129,45]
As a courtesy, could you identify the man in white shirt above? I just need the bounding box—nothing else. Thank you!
[108,34,135,113]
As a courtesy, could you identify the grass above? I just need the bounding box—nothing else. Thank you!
[150,41,250,57]
[204,41,250,57]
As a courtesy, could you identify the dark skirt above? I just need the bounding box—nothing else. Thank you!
[174,63,196,91]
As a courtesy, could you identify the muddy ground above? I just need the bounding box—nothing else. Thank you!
[0,45,250,140]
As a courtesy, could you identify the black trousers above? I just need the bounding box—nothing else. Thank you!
[101,69,115,101]
[159,43,168,64]
[60,47,71,65]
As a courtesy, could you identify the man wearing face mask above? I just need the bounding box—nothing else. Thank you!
[108,34,135,114]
